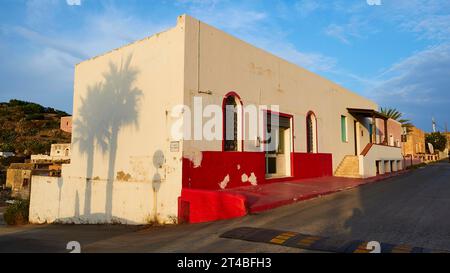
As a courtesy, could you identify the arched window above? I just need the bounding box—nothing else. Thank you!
[223,92,243,151]
[306,111,318,153]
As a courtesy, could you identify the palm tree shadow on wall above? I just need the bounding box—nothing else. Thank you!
[73,54,143,222]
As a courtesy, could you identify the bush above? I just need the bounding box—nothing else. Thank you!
[3,199,30,225]
[25,113,45,120]
[426,132,448,152]
[0,142,15,152]
[22,103,45,115]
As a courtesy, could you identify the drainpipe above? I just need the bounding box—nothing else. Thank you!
[372,115,377,144]
[384,119,388,145]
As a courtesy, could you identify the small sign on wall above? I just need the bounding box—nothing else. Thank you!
[170,141,180,152]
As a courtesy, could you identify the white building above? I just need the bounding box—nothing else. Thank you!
[29,15,403,225]
[30,144,71,163]
[0,152,15,158]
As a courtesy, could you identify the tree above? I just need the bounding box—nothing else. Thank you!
[380,107,413,132]
[0,143,15,152]
[425,132,447,153]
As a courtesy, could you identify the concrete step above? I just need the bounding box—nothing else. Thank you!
[335,155,360,178]
[335,174,363,179]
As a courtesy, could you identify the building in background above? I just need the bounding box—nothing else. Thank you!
[0,152,15,158]
[30,143,71,163]
[6,162,60,199]
[7,143,70,199]
[60,116,72,133]
[377,119,403,148]
[29,15,404,225]
[402,126,427,167]
[402,126,426,156]
[445,132,450,153]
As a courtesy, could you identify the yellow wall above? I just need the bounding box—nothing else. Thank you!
[402,126,426,156]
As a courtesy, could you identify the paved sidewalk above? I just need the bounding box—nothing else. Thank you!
[225,171,409,213]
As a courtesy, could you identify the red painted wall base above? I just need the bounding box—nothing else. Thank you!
[178,189,247,224]
[179,151,333,223]
[183,151,333,190]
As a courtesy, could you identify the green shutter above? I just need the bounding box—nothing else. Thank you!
[341,116,347,142]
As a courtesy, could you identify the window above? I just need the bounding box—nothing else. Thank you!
[306,112,318,153]
[341,115,348,142]
[223,93,242,151]
[341,116,348,142]
[22,178,29,187]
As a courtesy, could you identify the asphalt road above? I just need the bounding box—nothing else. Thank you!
[1,162,450,253]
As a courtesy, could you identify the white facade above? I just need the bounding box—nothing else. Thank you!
[30,144,71,162]
[0,152,15,158]
[30,15,403,225]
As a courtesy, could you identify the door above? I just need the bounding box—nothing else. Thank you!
[354,121,360,155]
[265,113,292,178]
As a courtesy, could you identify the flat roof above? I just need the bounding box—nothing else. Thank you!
[347,108,389,120]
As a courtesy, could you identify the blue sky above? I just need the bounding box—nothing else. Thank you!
[1,0,449,131]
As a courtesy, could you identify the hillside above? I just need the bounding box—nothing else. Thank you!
[0,99,71,156]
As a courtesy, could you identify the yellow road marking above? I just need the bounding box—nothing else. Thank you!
[391,245,413,253]
[270,232,298,245]
[297,236,322,248]
[353,242,372,253]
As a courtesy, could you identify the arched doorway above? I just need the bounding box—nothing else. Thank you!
[222,92,243,152]
[306,111,318,153]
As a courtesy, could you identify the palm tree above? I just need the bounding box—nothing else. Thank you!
[380,107,413,133]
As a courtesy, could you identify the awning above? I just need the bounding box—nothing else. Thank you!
[347,108,389,120]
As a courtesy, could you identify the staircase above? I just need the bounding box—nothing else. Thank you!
[335,155,362,178]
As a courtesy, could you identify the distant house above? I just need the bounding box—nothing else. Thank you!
[445,132,450,152]
[402,126,426,157]
[30,143,71,163]
[377,118,403,148]
[0,152,15,158]
[6,162,61,199]
[60,116,72,133]
[401,126,428,167]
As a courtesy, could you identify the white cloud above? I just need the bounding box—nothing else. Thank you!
[385,0,450,42]
[272,44,337,72]
[324,15,376,45]
[323,0,450,45]
[177,0,335,72]
[13,26,88,60]
[179,1,267,32]
[367,44,450,126]
[1,3,170,112]
[25,0,59,27]
[325,24,350,44]
[66,0,82,6]
[371,44,450,103]
[177,0,222,7]
[294,0,323,17]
